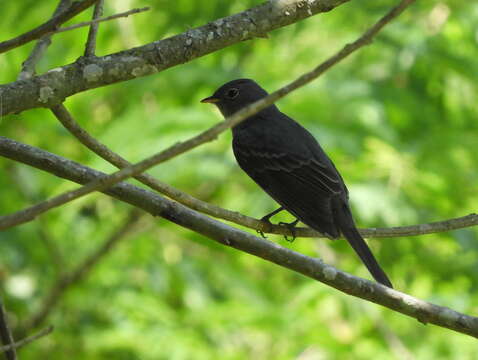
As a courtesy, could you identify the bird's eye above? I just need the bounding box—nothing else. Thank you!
[226,88,239,99]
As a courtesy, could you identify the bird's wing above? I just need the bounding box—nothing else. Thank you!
[233,141,344,236]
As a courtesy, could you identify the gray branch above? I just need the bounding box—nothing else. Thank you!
[0,0,350,116]
[1,136,478,339]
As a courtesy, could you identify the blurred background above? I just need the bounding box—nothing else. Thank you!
[1,0,478,359]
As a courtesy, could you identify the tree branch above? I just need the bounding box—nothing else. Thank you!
[52,104,478,238]
[0,297,16,360]
[0,0,99,54]
[51,103,274,233]
[83,0,104,57]
[17,0,72,80]
[0,326,53,353]
[0,0,351,115]
[1,136,478,339]
[0,0,415,231]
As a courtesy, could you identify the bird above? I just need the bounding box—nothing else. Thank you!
[201,78,393,288]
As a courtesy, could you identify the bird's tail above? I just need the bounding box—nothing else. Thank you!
[336,205,393,288]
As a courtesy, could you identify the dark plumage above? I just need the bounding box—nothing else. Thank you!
[201,79,393,288]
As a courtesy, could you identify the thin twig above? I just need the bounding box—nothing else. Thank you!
[60,7,150,37]
[0,0,99,54]
[52,105,478,238]
[0,297,16,360]
[1,136,478,339]
[23,210,144,330]
[84,0,104,57]
[0,326,53,352]
[0,0,416,232]
[18,0,72,80]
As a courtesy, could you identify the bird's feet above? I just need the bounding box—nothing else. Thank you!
[256,207,284,238]
[279,219,300,242]
[257,216,271,239]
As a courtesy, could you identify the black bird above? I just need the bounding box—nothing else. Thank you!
[201,79,393,288]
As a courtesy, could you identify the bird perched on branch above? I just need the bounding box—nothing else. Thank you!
[201,79,393,288]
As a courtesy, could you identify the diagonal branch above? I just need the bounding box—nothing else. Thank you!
[1,136,478,339]
[52,103,273,232]
[52,104,478,238]
[0,0,99,54]
[0,0,415,231]
[0,326,53,353]
[0,0,351,115]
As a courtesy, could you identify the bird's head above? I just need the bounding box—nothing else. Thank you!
[201,78,270,117]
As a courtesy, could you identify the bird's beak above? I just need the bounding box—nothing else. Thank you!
[200,96,219,104]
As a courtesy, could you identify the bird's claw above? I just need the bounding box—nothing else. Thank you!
[256,229,267,239]
[257,207,284,239]
[279,219,300,242]
[257,216,273,239]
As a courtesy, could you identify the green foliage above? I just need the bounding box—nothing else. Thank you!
[1,1,478,359]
